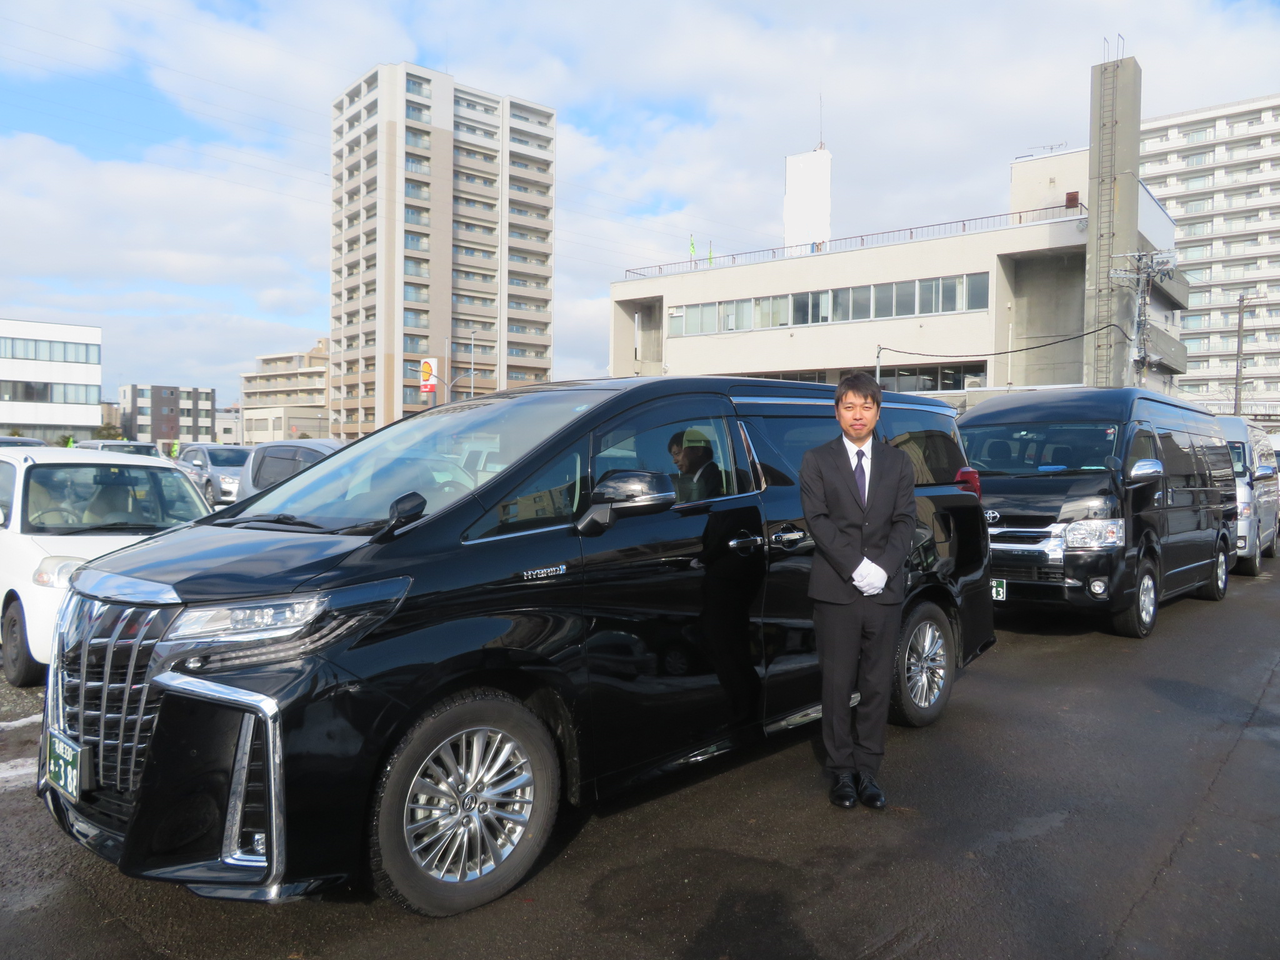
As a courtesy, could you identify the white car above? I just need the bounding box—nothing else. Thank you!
[0,449,210,686]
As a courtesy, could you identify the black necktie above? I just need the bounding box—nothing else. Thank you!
[854,450,866,507]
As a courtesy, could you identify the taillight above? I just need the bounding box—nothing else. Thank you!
[955,466,981,501]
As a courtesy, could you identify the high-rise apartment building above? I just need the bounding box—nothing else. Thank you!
[240,339,329,444]
[329,62,555,440]
[1140,94,1280,416]
[119,384,216,445]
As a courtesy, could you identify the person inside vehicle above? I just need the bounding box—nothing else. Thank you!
[668,428,723,502]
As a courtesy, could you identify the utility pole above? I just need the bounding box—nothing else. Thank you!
[1233,291,1258,416]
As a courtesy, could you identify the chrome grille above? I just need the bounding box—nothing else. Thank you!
[991,564,1066,584]
[55,593,179,798]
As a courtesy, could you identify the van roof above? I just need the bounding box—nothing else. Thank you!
[956,387,1213,426]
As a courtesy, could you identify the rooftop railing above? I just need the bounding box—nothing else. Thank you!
[623,203,1088,279]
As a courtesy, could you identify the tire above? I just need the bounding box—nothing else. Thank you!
[1263,516,1278,559]
[1111,558,1159,638]
[889,602,954,728]
[1195,541,1229,601]
[1236,529,1262,577]
[370,688,560,917]
[203,481,217,507]
[2,601,46,688]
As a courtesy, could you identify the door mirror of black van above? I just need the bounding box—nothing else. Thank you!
[371,491,428,543]
[1127,458,1164,482]
[576,470,676,536]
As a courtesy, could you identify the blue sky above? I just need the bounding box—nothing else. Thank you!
[1,0,1279,402]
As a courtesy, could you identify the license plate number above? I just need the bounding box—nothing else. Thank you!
[46,730,82,802]
[990,578,1007,601]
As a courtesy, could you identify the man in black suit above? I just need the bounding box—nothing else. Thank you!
[668,428,724,502]
[800,372,916,810]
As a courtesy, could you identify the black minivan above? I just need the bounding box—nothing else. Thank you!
[39,377,993,916]
[958,387,1236,638]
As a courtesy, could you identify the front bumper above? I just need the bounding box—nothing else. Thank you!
[989,526,1129,611]
[216,478,240,502]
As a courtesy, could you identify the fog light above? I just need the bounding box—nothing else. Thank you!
[1089,578,1108,596]
[1237,537,1247,550]
[252,832,268,857]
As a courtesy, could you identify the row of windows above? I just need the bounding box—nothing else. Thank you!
[1,381,101,404]
[134,388,211,401]
[669,273,990,337]
[0,337,100,364]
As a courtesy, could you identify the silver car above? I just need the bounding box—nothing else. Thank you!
[1218,415,1280,576]
[174,444,251,506]
[235,439,343,501]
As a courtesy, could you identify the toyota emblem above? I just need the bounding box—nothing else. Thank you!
[984,510,1000,524]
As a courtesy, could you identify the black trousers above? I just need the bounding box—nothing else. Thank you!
[814,598,902,776]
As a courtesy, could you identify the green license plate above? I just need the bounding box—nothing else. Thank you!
[46,730,82,802]
[990,578,1007,601]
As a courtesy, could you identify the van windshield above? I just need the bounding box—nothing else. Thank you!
[960,422,1120,475]
[240,390,610,532]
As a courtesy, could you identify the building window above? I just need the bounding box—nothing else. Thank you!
[404,335,430,354]
[0,381,101,404]
[0,337,100,364]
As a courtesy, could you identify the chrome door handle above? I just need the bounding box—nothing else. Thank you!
[771,529,806,546]
[728,535,765,550]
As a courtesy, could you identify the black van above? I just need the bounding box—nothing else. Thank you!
[957,387,1236,638]
[39,377,993,916]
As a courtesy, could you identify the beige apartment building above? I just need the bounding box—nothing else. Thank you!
[1139,94,1280,419]
[329,62,554,440]
[240,339,329,444]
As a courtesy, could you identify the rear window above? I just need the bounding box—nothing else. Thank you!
[749,406,966,485]
[253,449,303,490]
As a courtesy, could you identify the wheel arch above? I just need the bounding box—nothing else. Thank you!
[903,583,961,661]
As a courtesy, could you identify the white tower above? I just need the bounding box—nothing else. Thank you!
[783,147,832,249]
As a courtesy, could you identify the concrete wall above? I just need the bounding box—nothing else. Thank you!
[1010,149,1089,211]
[784,149,832,248]
[1010,252,1086,385]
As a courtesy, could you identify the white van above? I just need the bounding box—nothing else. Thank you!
[0,449,210,685]
[1217,416,1280,576]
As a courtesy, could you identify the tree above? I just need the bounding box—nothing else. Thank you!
[6,428,22,437]
[56,434,75,448]
[94,423,123,440]
[298,432,312,439]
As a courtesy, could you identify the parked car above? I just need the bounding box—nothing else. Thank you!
[958,387,1236,639]
[173,444,250,505]
[38,377,993,916]
[0,437,48,447]
[76,440,164,459]
[235,439,343,501]
[0,449,210,686]
[1217,416,1280,576]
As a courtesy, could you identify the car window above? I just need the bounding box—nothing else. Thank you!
[22,464,209,533]
[254,452,302,490]
[1158,429,1197,490]
[0,461,15,525]
[463,440,589,541]
[297,448,326,466]
[207,448,249,467]
[595,416,738,505]
[877,407,967,484]
[1125,424,1157,473]
[1194,437,1233,488]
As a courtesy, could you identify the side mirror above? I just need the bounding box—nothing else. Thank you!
[192,459,205,468]
[1127,458,1164,482]
[1255,464,1277,481]
[371,491,427,543]
[577,471,676,536]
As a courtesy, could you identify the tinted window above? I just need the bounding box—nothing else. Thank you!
[208,448,249,467]
[960,422,1119,474]
[297,448,326,466]
[1158,429,1197,490]
[0,461,15,525]
[253,450,302,489]
[595,416,738,505]
[464,440,589,541]
[1126,425,1157,473]
[877,407,967,484]
[748,417,833,475]
[1195,437,1234,488]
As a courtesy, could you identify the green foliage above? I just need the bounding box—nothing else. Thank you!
[94,423,124,440]
[6,428,22,437]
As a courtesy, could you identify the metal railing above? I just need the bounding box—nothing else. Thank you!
[623,203,1088,279]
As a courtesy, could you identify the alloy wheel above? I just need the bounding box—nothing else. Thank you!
[905,620,947,708]
[1138,573,1157,627]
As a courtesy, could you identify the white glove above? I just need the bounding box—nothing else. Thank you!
[852,557,887,596]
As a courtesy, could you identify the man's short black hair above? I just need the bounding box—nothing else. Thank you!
[835,372,882,409]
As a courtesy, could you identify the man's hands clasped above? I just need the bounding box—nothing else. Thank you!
[851,557,887,596]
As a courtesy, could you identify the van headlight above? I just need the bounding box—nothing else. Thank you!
[154,577,410,673]
[33,556,84,589]
[1065,519,1125,548]
[1239,503,1252,518]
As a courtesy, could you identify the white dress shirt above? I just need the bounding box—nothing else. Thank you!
[842,433,873,504]
[842,435,885,595]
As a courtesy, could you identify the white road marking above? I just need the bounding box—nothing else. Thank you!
[0,758,38,791]
[0,713,42,732]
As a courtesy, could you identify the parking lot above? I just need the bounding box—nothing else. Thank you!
[2,568,1278,960]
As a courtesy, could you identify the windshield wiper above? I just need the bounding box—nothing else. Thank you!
[53,521,170,535]
[212,513,325,529]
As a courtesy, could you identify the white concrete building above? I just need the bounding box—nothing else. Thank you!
[329,62,555,440]
[216,405,242,445]
[241,340,328,444]
[1140,94,1280,419]
[784,147,832,249]
[0,317,102,442]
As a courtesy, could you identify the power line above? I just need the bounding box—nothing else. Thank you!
[879,323,1134,362]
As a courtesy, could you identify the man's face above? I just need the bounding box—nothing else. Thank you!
[670,443,707,475]
[836,390,880,445]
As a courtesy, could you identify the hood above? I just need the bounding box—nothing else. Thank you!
[30,533,154,563]
[80,523,367,602]
[980,473,1119,526]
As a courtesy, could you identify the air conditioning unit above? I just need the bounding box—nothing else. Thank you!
[964,377,985,389]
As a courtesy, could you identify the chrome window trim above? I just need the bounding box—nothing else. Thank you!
[151,672,284,887]
[462,522,575,545]
[737,420,767,492]
[731,396,956,417]
[71,568,182,605]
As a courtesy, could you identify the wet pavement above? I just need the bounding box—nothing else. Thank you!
[1,565,1277,959]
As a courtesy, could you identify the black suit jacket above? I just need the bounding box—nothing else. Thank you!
[800,436,917,605]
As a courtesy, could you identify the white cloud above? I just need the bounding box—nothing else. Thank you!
[4,0,1280,388]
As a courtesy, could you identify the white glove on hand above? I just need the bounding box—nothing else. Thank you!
[852,557,887,596]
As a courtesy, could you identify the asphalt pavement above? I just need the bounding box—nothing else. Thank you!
[1,566,1277,960]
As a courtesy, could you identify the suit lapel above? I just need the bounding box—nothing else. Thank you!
[827,437,865,515]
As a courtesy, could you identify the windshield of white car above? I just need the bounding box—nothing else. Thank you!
[960,422,1120,475]
[23,464,211,534]
[239,390,610,532]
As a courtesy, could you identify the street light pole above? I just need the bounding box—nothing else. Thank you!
[1233,291,1256,416]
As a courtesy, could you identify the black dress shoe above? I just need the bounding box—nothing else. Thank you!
[854,771,887,810]
[829,773,858,809]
